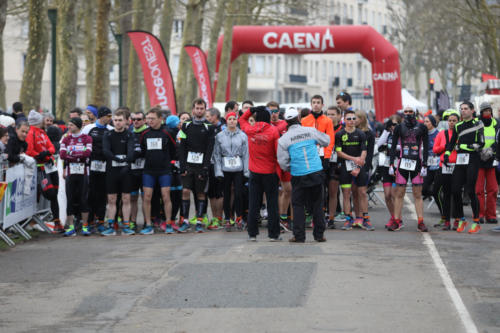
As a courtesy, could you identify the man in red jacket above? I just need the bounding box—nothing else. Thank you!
[26,110,61,231]
[239,106,281,241]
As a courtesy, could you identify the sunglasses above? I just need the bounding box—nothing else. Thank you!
[131,118,143,121]
[270,109,279,113]
[346,117,356,121]
[403,110,414,114]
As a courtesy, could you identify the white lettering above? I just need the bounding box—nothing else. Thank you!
[141,35,169,108]
[263,32,278,48]
[193,49,210,105]
[263,30,335,52]
[293,33,306,48]
[278,32,293,48]
[306,33,320,49]
[372,70,399,81]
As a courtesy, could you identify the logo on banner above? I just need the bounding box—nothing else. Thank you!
[263,28,334,52]
[192,49,211,105]
[141,35,169,108]
[372,70,399,81]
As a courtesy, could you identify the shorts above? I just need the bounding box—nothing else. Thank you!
[182,169,209,194]
[130,172,143,195]
[395,169,423,186]
[339,165,368,188]
[208,165,224,198]
[277,167,292,182]
[328,162,340,181]
[66,174,89,215]
[142,173,172,189]
[107,168,133,194]
[380,166,395,185]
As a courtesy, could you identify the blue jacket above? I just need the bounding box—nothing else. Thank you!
[277,124,330,176]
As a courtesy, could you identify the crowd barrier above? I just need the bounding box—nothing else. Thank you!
[0,160,52,247]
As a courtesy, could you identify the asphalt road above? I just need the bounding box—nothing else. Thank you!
[0,193,499,333]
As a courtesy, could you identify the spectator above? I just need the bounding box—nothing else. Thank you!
[0,114,15,128]
[0,126,9,162]
[12,102,27,124]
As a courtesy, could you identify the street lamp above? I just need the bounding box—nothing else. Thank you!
[47,8,57,115]
[109,22,123,107]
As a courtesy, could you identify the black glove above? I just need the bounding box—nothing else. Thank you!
[378,144,387,152]
[443,154,449,166]
[36,150,51,161]
[249,106,267,114]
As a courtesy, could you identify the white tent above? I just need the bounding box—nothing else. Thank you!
[401,89,427,112]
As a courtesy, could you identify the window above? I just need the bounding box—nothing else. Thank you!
[268,56,273,75]
[284,57,288,75]
[330,61,334,78]
[248,56,253,74]
[295,57,300,74]
[322,61,327,81]
[255,56,265,75]
[173,20,184,39]
[357,61,362,82]
[349,63,353,81]
[315,61,319,83]
[291,57,295,75]
[171,54,180,76]
[277,57,281,79]
[342,63,347,86]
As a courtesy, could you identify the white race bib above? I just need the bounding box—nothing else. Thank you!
[69,163,85,175]
[456,153,469,165]
[90,160,106,172]
[187,151,204,164]
[318,146,325,157]
[428,156,440,167]
[44,163,57,174]
[330,152,338,163]
[147,138,162,150]
[223,156,242,168]
[400,158,416,171]
[112,155,127,167]
[442,164,455,174]
[378,152,386,166]
[345,160,356,172]
[131,158,145,170]
[384,156,391,167]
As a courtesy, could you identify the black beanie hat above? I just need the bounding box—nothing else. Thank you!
[255,108,271,123]
[97,106,112,118]
[69,117,83,129]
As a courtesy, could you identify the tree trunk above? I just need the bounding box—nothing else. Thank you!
[186,1,206,112]
[160,0,175,60]
[118,0,132,106]
[142,0,155,109]
[230,57,239,100]
[206,0,226,79]
[0,0,7,111]
[237,54,248,101]
[92,0,111,106]
[19,0,49,112]
[83,0,95,105]
[214,0,235,102]
[55,0,77,120]
[126,0,146,112]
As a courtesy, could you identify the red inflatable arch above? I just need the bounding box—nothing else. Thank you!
[214,26,402,121]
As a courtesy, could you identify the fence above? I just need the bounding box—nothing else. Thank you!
[0,160,53,247]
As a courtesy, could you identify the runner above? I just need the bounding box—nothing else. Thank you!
[388,106,429,232]
[213,111,249,231]
[101,110,137,236]
[445,101,484,233]
[178,98,215,233]
[129,111,147,231]
[336,92,353,117]
[335,110,372,231]
[59,118,93,236]
[277,107,330,242]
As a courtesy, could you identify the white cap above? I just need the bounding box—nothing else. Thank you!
[284,107,299,120]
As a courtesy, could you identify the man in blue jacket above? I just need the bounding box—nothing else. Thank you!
[277,107,330,242]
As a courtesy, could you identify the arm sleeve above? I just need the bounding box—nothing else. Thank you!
[433,131,445,155]
[102,131,114,161]
[178,124,187,172]
[242,133,249,177]
[359,131,367,151]
[213,135,223,177]
[422,127,429,165]
[25,130,37,158]
[203,126,215,169]
[126,133,136,163]
[277,138,290,172]
[238,110,252,134]
[445,126,458,155]
[335,131,342,152]
[375,129,390,151]
[365,131,375,167]
[314,128,331,147]
[324,118,335,158]
[390,126,400,164]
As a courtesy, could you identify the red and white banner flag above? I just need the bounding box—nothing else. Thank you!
[184,45,213,108]
[127,31,177,114]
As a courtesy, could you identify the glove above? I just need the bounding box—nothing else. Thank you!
[480,147,493,161]
[249,106,267,114]
[36,150,51,161]
[443,154,449,166]
[388,165,395,176]
[468,143,481,151]
[420,167,427,177]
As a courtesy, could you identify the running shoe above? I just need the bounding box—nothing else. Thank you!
[456,220,468,233]
[101,227,116,236]
[248,236,257,242]
[235,217,245,230]
[341,217,354,230]
[207,218,221,230]
[479,217,485,224]
[452,220,459,231]
[486,218,498,224]
[97,223,107,233]
[63,226,76,237]
[327,219,336,229]
[160,221,167,231]
[195,223,204,233]
[165,224,175,234]
[81,226,91,236]
[387,220,401,232]
[260,205,268,220]
[224,220,233,232]
[122,228,135,235]
[268,236,282,242]
[442,221,451,231]
[280,221,291,233]
[334,213,347,223]
[468,223,480,234]
[434,218,445,228]
[189,217,198,225]
[385,217,394,229]
[353,217,363,228]
[140,225,154,235]
[417,222,428,232]
[362,220,375,231]
[491,225,500,232]
[177,221,190,233]
[202,215,209,227]
[129,221,136,231]
[314,236,327,242]
[289,237,305,243]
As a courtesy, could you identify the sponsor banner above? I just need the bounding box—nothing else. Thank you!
[2,164,37,229]
[128,31,177,114]
[184,45,213,108]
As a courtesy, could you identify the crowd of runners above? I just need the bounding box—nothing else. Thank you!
[1,92,499,242]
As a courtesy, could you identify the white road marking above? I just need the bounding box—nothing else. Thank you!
[403,196,479,333]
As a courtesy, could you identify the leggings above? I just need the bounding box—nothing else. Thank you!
[223,171,244,220]
[451,154,480,219]
[434,170,453,221]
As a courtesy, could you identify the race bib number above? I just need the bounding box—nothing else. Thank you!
[428,156,440,167]
[69,163,85,175]
[147,138,162,150]
[223,156,242,168]
[90,160,106,172]
[112,155,127,167]
[131,158,145,170]
[44,163,57,174]
[400,158,416,171]
[456,153,469,165]
[330,152,338,163]
[187,151,204,164]
[442,164,455,174]
[345,160,356,172]
[318,146,325,157]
